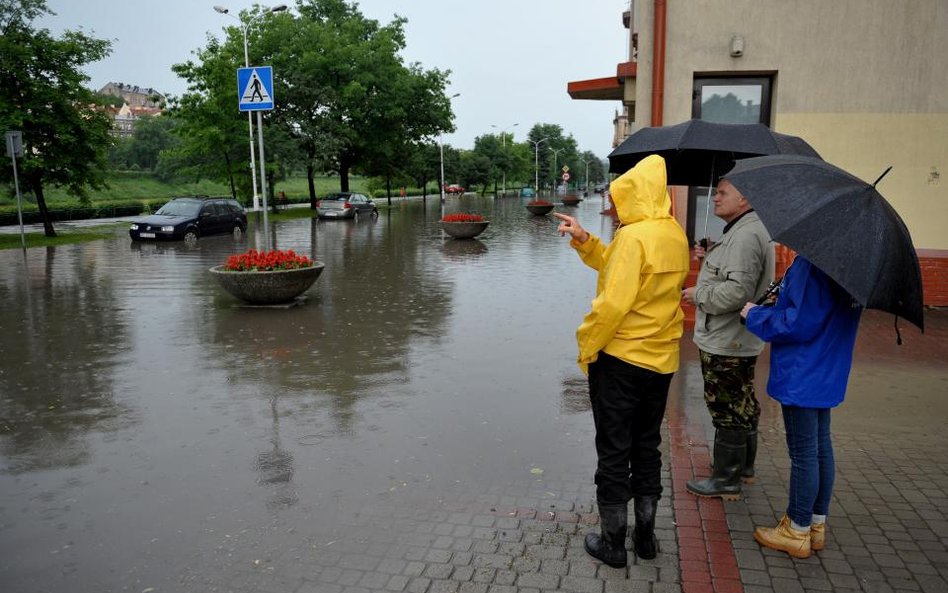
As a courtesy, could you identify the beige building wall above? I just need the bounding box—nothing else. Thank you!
[631,0,948,249]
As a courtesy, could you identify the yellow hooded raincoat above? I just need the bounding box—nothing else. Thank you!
[571,155,690,375]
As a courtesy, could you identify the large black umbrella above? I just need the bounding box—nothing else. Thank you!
[725,154,924,331]
[607,119,821,184]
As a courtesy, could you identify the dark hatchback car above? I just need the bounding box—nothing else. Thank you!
[129,197,247,242]
[316,192,378,220]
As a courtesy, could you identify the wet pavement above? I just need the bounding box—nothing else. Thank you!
[0,195,946,593]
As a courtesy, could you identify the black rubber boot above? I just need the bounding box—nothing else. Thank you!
[742,428,758,484]
[633,495,659,560]
[584,504,628,568]
[686,429,747,500]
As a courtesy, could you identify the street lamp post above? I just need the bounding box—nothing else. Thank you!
[581,158,593,194]
[214,4,287,213]
[528,137,548,196]
[549,147,565,195]
[490,122,517,196]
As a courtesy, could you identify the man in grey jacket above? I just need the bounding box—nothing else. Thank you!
[681,179,774,499]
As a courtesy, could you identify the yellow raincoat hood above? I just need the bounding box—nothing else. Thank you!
[610,155,675,227]
[570,155,690,374]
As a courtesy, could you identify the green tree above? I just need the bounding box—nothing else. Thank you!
[471,134,502,193]
[0,0,113,236]
[109,115,178,171]
[403,142,441,198]
[524,124,578,192]
[172,0,453,207]
[578,150,607,189]
[457,150,491,193]
[266,0,454,200]
[170,35,261,202]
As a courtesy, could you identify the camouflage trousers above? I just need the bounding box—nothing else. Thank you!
[698,350,761,431]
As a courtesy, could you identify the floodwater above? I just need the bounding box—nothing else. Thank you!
[1,195,946,592]
[0,196,614,592]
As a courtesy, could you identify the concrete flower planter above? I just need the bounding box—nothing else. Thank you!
[560,195,582,206]
[525,203,555,215]
[210,263,325,304]
[440,220,490,239]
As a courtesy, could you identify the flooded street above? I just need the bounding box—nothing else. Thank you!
[0,197,613,592]
[1,196,946,593]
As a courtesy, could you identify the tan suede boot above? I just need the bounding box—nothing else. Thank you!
[754,515,811,559]
[810,522,826,551]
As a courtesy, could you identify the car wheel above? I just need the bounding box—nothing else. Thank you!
[371,208,379,218]
[184,229,199,243]
[353,210,361,222]
[232,223,244,239]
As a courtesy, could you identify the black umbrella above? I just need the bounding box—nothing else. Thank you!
[607,119,821,184]
[725,155,924,331]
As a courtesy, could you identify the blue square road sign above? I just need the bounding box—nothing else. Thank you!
[237,66,274,112]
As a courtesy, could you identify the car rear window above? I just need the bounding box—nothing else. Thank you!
[324,194,350,201]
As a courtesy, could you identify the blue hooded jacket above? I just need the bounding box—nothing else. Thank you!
[745,257,862,408]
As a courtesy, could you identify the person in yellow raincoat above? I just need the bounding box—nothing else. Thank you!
[554,155,689,568]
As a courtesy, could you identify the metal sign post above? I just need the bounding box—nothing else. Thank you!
[5,131,26,249]
[238,66,275,248]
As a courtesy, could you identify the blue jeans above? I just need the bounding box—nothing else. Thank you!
[782,405,834,527]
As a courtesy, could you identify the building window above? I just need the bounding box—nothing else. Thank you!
[687,75,773,243]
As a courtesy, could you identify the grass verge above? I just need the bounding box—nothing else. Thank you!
[0,224,126,250]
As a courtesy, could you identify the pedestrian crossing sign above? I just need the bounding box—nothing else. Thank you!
[237,66,274,112]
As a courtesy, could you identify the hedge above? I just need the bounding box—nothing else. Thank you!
[0,202,147,226]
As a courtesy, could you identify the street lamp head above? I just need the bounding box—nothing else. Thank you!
[450,93,461,99]
[214,5,229,14]
[269,4,288,12]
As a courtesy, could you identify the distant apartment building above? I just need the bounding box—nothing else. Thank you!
[99,82,165,108]
[98,83,165,137]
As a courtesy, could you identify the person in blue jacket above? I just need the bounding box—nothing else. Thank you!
[740,256,862,559]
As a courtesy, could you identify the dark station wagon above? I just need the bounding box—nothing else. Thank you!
[129,197,247,242]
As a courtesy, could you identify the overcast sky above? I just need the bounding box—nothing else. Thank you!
[40,0,631,158]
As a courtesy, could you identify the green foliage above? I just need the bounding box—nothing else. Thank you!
[0,171,367,213]
[523,124,579,190]
[168,33,255,199]
[109,115,179,171]
[171,0,455,199]
[0,0,114,223]
[0,200,145,225]
[96,93,125,108]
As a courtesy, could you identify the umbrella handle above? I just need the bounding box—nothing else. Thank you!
[739,279,782,326]
[701,179,714,242]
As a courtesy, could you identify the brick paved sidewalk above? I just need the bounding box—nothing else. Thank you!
[669,311,948,593]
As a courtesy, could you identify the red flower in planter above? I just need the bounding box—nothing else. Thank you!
[223,249,314,271]
[526,199,553,206]
[441,213,485,223]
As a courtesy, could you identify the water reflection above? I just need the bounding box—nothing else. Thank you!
[441,238,488,261]
[255,396,298,510]
[0,247,131,474]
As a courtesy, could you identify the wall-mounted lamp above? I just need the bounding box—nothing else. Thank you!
[730,34,745,58]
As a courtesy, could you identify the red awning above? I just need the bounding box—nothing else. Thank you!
[567,62,636,101]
